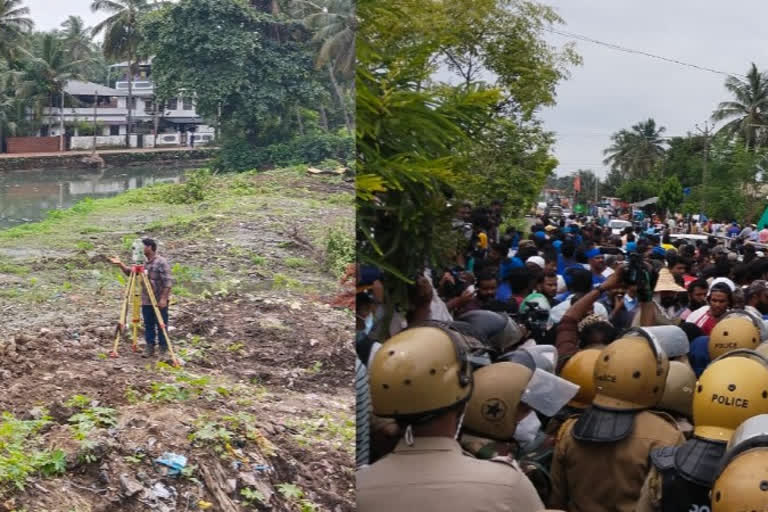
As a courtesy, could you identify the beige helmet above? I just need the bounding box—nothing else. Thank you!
[657,361,696,418]
[370,326,472,418]
[463,362,533,440]
[711,414,768,512]
[709,316,760,359]
[592,332,669,411]
[693,350,768,441]
[712,449,768,512]
[560,349,602,409]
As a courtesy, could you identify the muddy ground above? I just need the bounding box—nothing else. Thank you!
[0,167,355,512]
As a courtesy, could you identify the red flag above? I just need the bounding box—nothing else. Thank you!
[573,175,581,192]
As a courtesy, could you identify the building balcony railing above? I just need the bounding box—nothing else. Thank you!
[115,80,154,91]
[42,107,129,116]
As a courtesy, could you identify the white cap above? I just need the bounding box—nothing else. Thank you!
[526,256,545,269]
[709,277,736,293]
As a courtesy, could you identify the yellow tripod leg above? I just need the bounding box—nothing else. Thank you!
[131,271,142,352]
[141,272,180,367]
[111,270,135,358]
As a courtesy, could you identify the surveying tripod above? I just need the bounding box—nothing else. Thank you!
[110,242,180,367]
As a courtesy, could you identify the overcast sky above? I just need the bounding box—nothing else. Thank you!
[26,0,102,31]
[540,1,768,177]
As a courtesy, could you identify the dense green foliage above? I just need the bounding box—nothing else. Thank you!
[140,0,352,167]
[356,0,579,302]
[213,131,353,172]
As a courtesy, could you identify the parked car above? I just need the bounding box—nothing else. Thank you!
[608,219,632,235]
[670,234,709,243]
[546,206,563,220]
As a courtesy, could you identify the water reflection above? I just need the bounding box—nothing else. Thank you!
[0,165,193,229]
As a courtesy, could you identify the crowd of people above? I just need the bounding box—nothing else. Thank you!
[354,202,768,511]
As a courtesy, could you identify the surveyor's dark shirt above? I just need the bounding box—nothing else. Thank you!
[143,255,172,306]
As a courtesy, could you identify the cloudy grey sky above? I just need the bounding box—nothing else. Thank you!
[26,0,103,31]
[540,1,768,177]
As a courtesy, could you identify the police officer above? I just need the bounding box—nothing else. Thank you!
[549,331,685,512]
[655,360,696,437]
[460,347,578,504]
[711,413,768,511]
[708,315,761,359]
[636,350,768,512]
[356,324,553,511]
[546,347,602,436]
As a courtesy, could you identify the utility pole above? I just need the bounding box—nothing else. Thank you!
[93,89,98,155]
[695,121,713,212]
[59,90,65,152]
[595,177,599,203]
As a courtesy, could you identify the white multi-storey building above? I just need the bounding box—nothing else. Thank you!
[40,59,215,149]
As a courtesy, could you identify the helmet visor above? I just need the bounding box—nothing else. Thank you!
[521,368,580,417]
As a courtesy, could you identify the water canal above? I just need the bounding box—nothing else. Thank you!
[0,164,200,229]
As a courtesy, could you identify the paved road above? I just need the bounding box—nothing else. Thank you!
[0,146,216,159]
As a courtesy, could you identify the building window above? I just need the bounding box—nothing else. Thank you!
[182,97,193,110]
[167,97,177,110]
[110,125,120,136]
[126,97,137,109]
[144,99,153,112]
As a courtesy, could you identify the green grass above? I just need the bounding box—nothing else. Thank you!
[188,412,276,457]
[0,412,68,496]
[323,224,354,278]
[284,257,311,269]
[272,273,302,290]
[250,253,266,266]
[0,262,30,275]
[288,412,355,454]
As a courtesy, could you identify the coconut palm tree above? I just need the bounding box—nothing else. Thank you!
[301,0,355,80]
[603,118,666,179]
[91,0,161,146]
[17,34,88,149]
[61,16,94,61]
[712,63,768,149]
[292,0,354,132]
[0,0,33,63]
[0,72,19,152]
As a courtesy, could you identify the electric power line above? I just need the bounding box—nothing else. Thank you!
[545,28,747,78]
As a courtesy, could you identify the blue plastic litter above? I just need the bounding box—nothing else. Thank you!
[155,452,187,477]
[253,464,271,472]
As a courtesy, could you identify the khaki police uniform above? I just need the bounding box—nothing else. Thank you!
[549,410,684,512]
[357,437,546,512]
[635,350,768,512]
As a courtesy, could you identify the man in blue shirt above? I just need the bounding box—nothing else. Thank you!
[585,247,606,287]
[727,222,741,238]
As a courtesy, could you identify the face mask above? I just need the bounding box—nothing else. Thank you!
[513,410,541,447]
[623,294,637,311]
